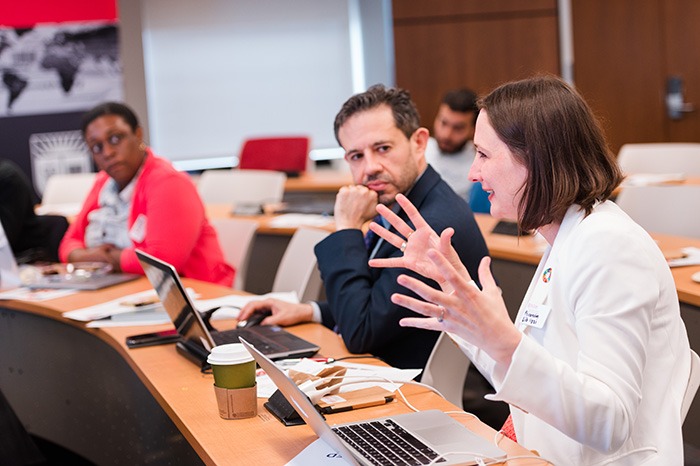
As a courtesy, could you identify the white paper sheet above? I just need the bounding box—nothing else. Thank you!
[268,214,333,228]
[668,247,700,268]
[200,291,300,320]
[285,438,352,465]
[63,289,164,321]
[0,287,77,301]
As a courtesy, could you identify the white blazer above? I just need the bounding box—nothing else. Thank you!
[453,201,691,465]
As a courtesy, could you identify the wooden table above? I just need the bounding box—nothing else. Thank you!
[0,277,543,465]
[283,170,352,193]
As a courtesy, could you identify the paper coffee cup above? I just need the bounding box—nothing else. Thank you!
[207,343,256,389]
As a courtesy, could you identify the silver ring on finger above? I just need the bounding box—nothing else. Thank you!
[400,241,407,253]
[437,305,445,323]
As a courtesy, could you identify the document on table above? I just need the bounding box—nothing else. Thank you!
[64,289,300,327]
[285,438,351,465]
[667,247,700,267]
[622,173,686,186]
[268,213,333,228]
[0,287,77,301]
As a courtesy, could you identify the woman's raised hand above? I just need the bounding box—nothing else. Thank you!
[368,193,467,288]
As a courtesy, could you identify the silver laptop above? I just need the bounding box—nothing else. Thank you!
[0,223,20,290]
[26,272,140,290]
[240,338,507,466]
[135,249,319,366]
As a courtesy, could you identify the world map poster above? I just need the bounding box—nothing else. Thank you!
[0,21,123,118]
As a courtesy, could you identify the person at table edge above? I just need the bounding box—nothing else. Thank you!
[59,102,234,286]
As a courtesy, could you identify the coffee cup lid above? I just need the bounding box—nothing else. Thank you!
[207,343,255,365]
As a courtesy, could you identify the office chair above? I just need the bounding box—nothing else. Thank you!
[617,143,700,176]
[40,172,96,206]
[614,184,700,238]
[238,136,310,175]
[469,182,491,214]
[209,218,258,291]
[197,169,287,207]
[272,227,329,302]
[682,349,700,423]
[421,332,471,409]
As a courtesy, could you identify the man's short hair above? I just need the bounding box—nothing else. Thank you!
[442,88,478,124]
[334,84,421,144]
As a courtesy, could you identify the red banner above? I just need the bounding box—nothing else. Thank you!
[1,1,117,27]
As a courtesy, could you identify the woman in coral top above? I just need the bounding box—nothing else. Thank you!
[59,102,234,286]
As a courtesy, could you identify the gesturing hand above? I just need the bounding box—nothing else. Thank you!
[368,193,468,290]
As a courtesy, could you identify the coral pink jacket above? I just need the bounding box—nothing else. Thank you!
[59,151,235,286]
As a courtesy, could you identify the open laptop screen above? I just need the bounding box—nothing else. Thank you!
[136,249,215,351]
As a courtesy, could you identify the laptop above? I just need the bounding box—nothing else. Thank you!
[135,249,320,366]
[27,272,140,290]
[0,223,21,290]
[240,339,507,466]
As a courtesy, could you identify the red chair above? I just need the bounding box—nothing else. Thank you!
[237,136,310,175]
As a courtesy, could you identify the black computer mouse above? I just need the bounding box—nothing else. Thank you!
[237,310,272,328]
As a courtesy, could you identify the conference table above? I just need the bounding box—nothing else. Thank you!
[0,277,543,465]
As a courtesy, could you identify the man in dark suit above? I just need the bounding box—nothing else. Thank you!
[240,84,489,371]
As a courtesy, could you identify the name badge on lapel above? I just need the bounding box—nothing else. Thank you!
[519,303,551,329]
[129,214,147,243]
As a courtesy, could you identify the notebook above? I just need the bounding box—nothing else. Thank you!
[135,249,320,366]
[240,339,507,466]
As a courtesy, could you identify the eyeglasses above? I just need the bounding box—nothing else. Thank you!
[87,133,127,156]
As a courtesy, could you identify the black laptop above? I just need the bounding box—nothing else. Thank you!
[135,250,319,367]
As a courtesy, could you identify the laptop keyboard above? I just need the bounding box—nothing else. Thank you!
[332,419,444,465]
[213,329,286,354]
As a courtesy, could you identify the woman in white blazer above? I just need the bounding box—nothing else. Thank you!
[369,76,691,465]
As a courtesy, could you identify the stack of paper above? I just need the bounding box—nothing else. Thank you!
[667,247,700,268]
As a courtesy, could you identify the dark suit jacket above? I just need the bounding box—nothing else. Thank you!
[314,165,489,369]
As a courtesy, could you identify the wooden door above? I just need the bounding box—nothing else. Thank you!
[572,0,700,154]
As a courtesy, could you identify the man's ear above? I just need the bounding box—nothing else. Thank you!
[411,127,430,153]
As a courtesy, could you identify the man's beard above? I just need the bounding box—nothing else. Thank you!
[437,138,468,154]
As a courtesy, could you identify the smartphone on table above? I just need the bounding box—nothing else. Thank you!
[126,329,180,348]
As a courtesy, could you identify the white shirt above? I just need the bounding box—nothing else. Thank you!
[85,176,138,249]
[424,137,475,200]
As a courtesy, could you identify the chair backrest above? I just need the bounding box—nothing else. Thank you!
[209,218,258,290]
[197,169,286,206]
[614,185,700,238]
[421,332,471,409]
[41,172,96,205]
[617,143,700,176]
[469,181,491,214]
[272,227,329,302]
[238,136,310,174]
[682,349,700,423]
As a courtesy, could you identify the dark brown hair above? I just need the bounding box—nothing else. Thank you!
[479,75,623,231]
[442,88,478,125]
[334,84,420,144]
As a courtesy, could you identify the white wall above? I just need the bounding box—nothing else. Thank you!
[120,0,393,169]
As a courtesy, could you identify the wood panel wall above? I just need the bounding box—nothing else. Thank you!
[392,0,560,128]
